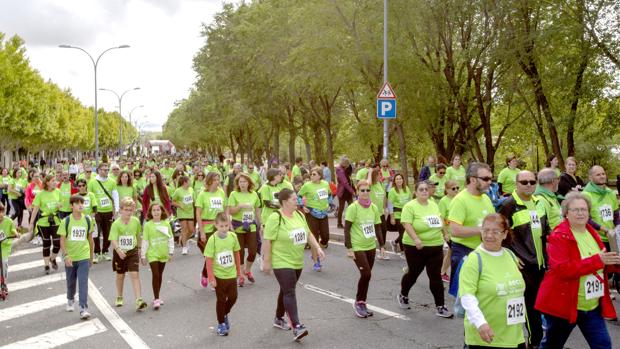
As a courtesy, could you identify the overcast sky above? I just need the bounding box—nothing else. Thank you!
[0,0,223,132]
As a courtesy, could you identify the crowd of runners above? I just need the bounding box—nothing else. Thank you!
[0,153,619,347]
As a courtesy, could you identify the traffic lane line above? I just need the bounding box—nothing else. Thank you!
[0,294,66,323]
[0,318,107,349]
[88,280,151,349]
[301,283,410,321]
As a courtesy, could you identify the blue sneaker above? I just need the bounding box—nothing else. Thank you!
[312,258,322,272]
[224,315,230,331]
[217,323,228,336]
[293,324,308,341]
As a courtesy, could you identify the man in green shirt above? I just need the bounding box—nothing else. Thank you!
[247,164,262,189]
[58,195,94,320]
[583,165,619,244]
[534,169,562,230]
[87,163,119,263]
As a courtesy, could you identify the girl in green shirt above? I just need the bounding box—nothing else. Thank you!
[116,171,137,207]
[140,203,174,310]
[29,174,62,274]
[171,176,195,255]
[388,173,412,258]
[8,168,28,229]
[298,167,331,271]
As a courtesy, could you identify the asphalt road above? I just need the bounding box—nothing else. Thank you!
[1,217,619,349]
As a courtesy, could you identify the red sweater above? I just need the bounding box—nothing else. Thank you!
[535,220,619,323]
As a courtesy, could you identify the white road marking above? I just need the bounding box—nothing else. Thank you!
[0,294,67,323]
[10,273,65,292]
[329,240,400,256]
[88,280,151,349]
[11,248,40,257]
[0,318,107,349]
[302,283,410,321]
[9,260,43,272]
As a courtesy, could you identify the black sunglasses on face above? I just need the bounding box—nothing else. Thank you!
[518,180,537,186]
[450,186,459,190]
[474,176,492,182]
[359,189,371,193]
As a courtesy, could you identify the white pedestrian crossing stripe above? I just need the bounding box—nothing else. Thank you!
[10,273,65,292]
[11,247,40,257]
[9,260,44,272]
[0,294,67,322]
[0,318,107,349]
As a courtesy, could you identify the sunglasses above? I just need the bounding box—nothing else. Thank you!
[518,180,537,186]
[438,171,446,175]
[474,176,492,182]
[359,189,371,193]
[450,186,460,190]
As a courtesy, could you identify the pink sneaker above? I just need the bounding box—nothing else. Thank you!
[245,271,255,283]
[153,299,161,310]
[441,273,450,283]
[200,276,209,288]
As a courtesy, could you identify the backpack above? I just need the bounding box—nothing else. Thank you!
[64,215,92,236]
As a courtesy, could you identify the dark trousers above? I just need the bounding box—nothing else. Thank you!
[353,249,375,302]
[540,308,612,349]
[337,194,353,226]
[273,268,302,327]
[401,245,445,307]
[378,215,387,248]
[305,213,329,246]
[10,198,25,226]
[521,265,544,347]
[237,231,257,264]
[40,225,60,257]
[215,277,238,324]
[149,261,166,299]
[393,218,405,251]
[450,242,474,290]
[197,232,213,278]
[94,211,114,254]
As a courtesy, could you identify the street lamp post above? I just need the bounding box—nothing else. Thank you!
[128,105,144,155]
[58,44,130,166]
[99,87,140,154]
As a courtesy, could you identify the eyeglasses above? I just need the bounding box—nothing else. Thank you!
[481,229,506,236]
[474,176,492,182]
[518,180,537,186]
[450,186,460,190]
[568,208,589,214]
[359,189,371,193]
[417,188,429,192]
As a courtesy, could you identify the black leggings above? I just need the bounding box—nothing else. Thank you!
[94,211,114,254]
[197,232,213,278]
[393,218,405,251]
[378,215,387,248]
[215,277,238,323]
[305,213,329,246]
[400,245,444,307]
[353,249,376,302]
[149,261,166,299]
[273,268,302,327]
[237,231,257,264]
[10,198,26,226]
[337,194,353,226]
[40,225,60,257]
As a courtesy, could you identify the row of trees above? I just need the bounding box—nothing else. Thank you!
[0,33,137,162]
[164,0,620,177]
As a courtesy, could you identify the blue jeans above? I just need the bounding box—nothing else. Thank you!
[540,309,612,349]
[449,242,473,290]
[65,259,90,310]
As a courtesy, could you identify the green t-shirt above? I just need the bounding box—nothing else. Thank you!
[387,187,412,219]
[264,211,310,269]
[227,191,260,233]
[172,187,195,220]
[33,189,61,227]
[0,217,17,260]
[356,167,369,182]
[248,171,262,188]
[438,195,452,220]
[58,182,73,213]
[88,178,116,213]
[448,190,494,249]
[57,215,93,261]
[574,230,604,311]
[583,186,618,242]
[459,247,526,347]
[142,220,173,263]
[8,177,27,200]
[535,190,562,230]
[204,232,240,279]
[497,167,520,194]
[369,183,386,212]
[258,182,290,223]
[298,180,330,211]
[1,176,10,194]
[117,185,135,202]
[521,198,546,267]
[401,199,444,247]
[108,216,142,251]
[195,188,227,232]
[192,178,205,195]
[292,165,302,178]
[429,174,447,198]
[446,165,466,190]
[344,202,381,251]
[80,192,98,216]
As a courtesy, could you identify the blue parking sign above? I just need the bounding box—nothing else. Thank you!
[377,99,396,119]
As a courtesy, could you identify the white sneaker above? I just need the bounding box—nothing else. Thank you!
[182,246,188,255]
[80,309,91,320]
[66,300,75,312]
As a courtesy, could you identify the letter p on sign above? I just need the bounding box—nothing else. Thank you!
[377,99,396,119]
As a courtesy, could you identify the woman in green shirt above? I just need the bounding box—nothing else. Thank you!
[262,188,325,342]
[497,156,520,197]
[388,173,412,258]
[446,154,466,190]
[116,171,137,206]
[8,168,28,229]
[298,167,331,272]
[28,174,62,274]
[344,179,383,318]
[366,168,388,255]
[397,181,452,318]
[171,176,195,255]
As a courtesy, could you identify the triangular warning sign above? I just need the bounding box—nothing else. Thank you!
[377,82,396,99]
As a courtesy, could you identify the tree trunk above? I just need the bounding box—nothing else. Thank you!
[395,121,409,180]
[567,2,589,157]
[286,106,296,162]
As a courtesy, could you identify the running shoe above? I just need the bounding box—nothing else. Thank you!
[320,243,328,249]
[103,253,112,261]
[66,299,75,312]
[441,273,450,283]
[397,293,411,309]
[200,276,208,288]
[435,305,453,318]
[153,299,161,310]
[80,310,91,320]
[182,246,188,255]
[245,271,255,283]
[293,324,308,341]
[402,266,409,274]
[115,296,124,307]
[337,223,343,229]
[93,254,99,264]
[135,297,147,311]
[44,265,50,275]
[50,258,58,270]
[238,276,245,287]
[217,323,228,336]
[354,301,367,318]
[312,258,322,272]
[362,301,373,317]
[273,317,291,330]
[224,315,230,330]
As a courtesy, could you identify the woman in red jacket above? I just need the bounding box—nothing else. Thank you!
[536,192,620,349]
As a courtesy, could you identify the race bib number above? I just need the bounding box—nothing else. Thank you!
[100,197,111,208]
[425,215,443,228]
[217,251,234,267]
[272,192,280,203]
[599,205,613,222]
[210,197,223,210]
[71,227,87,241]
[118,235,134,250]
[506,297,526,325]
[83,197,90,208]
[361,223,375,239]
[183,195,193,205]
[530,211,541,229]
[242,211,254,222]
[290,228,307,245]
[317,188,328,200]
[0,230,5,241]
[156,225,169,236]
[585,274,604,300]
